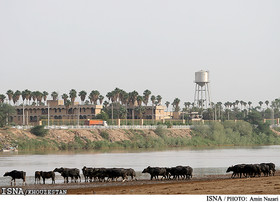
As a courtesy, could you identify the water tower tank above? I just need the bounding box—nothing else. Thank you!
[195,70,209,86]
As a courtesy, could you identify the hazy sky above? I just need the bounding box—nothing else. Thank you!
[0,0,279,107]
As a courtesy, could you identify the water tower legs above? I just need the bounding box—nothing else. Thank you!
[194,83,212,109]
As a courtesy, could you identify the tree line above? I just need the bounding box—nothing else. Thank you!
[0,88,279,123]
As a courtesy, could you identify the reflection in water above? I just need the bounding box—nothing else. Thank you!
[0,145,279,186]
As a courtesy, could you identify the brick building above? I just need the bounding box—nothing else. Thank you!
[12,100,171,126]
[12,100,102,125]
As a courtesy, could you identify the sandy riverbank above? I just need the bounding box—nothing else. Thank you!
[4,172,279,195]
[67,174,280,195]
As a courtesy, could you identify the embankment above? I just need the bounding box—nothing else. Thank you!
[0,127,192,151]
[1,121,280,151]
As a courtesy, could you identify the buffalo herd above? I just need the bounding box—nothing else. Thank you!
[82,167,136,182]
[142,166,193,180]
[226,163,276,178]
[2,162,276,185]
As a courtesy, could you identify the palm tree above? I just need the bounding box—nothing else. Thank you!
[51,91,58,101]
[217,102,223,120]
[35,91,43,105]
[119,90,127,105]
[184,102,188,111]
[248,101,252,112]
[105,92,114,121]
[78,90,87,105]
[240,100,245,110]
[265,100,269,109]
[6,90,13,104]
[113,88,121,103]
[88,92,94,104]
[186,102,191,109]
[31,91,37,104]
[156,95,162,106]
[42,91,49,104]
[165,101,170,112]
[98,95,104,105]
[129,91,138,125]
[172,98,181,112]
[24,89,31,105]
[69,89,77,105]
[143,89,151,106]
[103,101,109,108]
[258,101,263,109]
[0,94,6,103]
[121,91,129,125]
[106,91,115,123]
[21,90,27,104]
[135,106,146,119]
[137,95,143,106]
[243,102,247,109]
[62,94,68,105]
[235,100,240,109]
[151,95,156,123]
[13,90,21,105]
[243,102,247,117]
[64,99,71,114]
[89,90,100,105]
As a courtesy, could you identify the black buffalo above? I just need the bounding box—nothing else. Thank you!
[260,163,270,177]
[82,166,94,182]
[35,171,41,184]
[124,168,137,181]
[142,166,167,180]
[226,164,246,178]
[106,168,128,182]
[243,164,261,178]
[40,171,55,184]
[4,170,26,186]
[53,167,81,183]
[167,166,193,180]
[263,163,276,176]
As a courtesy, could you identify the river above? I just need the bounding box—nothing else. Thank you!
[0,145,279,186]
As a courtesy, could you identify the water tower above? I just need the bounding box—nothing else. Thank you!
[194,70,212,109]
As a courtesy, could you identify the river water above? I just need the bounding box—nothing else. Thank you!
[0,145,279,186]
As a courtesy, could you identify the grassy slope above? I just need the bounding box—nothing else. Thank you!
[1,121,280,151]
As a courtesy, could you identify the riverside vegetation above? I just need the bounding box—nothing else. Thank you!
[1,120,280,151]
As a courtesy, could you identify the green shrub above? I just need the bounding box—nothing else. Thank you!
[30,125,48,137]
[154,125,168,138]
[100,131,110,140]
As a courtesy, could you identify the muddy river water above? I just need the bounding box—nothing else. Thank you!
[0,145,279,186]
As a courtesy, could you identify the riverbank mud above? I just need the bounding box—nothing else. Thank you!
[3,172,279,195]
